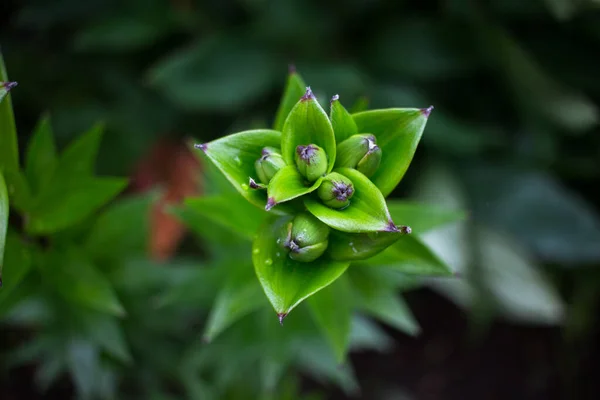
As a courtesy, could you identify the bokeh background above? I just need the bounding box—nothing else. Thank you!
[2,0,600,399]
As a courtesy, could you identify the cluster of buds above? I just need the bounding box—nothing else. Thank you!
[196,71,431,266]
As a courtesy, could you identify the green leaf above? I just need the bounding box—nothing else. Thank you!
[307,275,352,363]
[353,108,430,197]
[203,263,266,342]
[81,312,132,364]
[197,129,288,213]
[267,166,322,210]
[0,231,33,306]
[0,53,19,173]
[25,114,58,194]
[365,234,453,276]
[281,89,336,172]
[330,96,358,144]
[327,229,405,261]
[85,191,155,260]
[253,216,350,317]
[56,123,104,178]
[387,200,467,233]
[184,194,268,240]
[273,69,307,132]
[0,168,33,213]
[27,177,128,235]
[305,168,395,233]
[0,173,7,281]
[43,248,125,316]
[348,267,420,335]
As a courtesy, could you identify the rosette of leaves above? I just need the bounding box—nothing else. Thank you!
[193,69,442,321]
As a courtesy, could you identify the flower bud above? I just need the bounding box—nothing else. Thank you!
[335,134,382,177]
[317,172,354,209]
[295,144,328,182]
[255,147,286,184]
[280,213,330,262]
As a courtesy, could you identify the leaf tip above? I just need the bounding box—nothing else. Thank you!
[301,86,314,102]
[420,105,434,118]
[277,313,288,325]
[265,197,277,211]
[331,94,339,103]
[384,221,400,232]
[194,143,207,152]
[288,64,296,74]
[249,177,264,190]
[2,81,17,91]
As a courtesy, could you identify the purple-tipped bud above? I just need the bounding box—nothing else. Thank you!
[194,143,207,151]
[3,81,18,91]
[317,172,354,209]
[295,144,328,182]
[265,197,277,211]
[279,213,330,262]
[278,313,287,325]
[335,134,382,178]
[301,86,314,102]
[255,146,286,184]
[249,177,266,190]
[421,105,434,118]
[331,94,340,103]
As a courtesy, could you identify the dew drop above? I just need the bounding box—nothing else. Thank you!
[241,183,249,190]
[276,252,281,257]
[265,258,273,266]
[253,248,260,255]
[234,156,242,165]
[276,238,281,244]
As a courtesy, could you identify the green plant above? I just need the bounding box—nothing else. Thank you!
[179,69,466,364]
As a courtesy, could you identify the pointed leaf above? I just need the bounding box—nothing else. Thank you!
[330,96,358,143]
[387,200,467,233]
[56,123,104,177]
[203,263,266,342]
[281,89,336,172]
[305,168,395,233]
[0,53,19,173]
[353,108,430,197]
[0,173,7,282]
[197,129,288,213]
[81,312,132,364]
[365,234,453,276]
[253,216,350,316]
[273,69,307,131]
[349,267,420,335]
[307,275,352,363]
[27,177,128,235]
[327,229,406,261]
[184,194,267,240]
[43,248,124,316]
[0,231,32,306]
[267,166,322,209]
[25,114,58,193]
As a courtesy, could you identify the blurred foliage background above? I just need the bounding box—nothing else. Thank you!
[2,0,600,399]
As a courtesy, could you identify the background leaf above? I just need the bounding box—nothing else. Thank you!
[24,114,58,194]
[353,108,429,197]
[304,168,394,233]
[252,216,349,317]
[307,275,352,363]
[327,229,404,262]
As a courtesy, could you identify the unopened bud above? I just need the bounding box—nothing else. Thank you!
[317,172,354,209]
[335,134,382,177]
[280,213,330,262]
[255,147,286,184]
[295,144,328,182]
